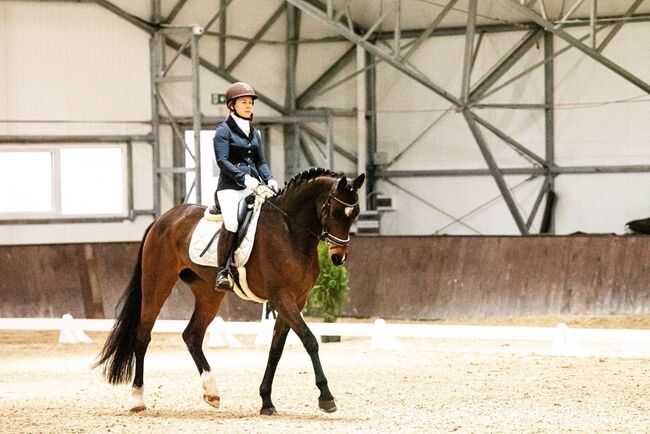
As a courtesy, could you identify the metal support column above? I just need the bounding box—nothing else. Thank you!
[543,30,555,233]
[151,22,203,212]
[150,0,162,217]
[190,29,203,204]
[284,4,300,179]
[219,0,227,68]
[365,50,378,202]
[356,44,367,211]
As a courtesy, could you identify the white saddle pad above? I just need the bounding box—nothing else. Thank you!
[190,207,261,268]
[189,195,268,303]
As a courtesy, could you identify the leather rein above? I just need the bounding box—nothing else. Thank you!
[260,190,357,247]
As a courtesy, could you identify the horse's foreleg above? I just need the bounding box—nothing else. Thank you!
[275,298,336,413]
[182,291,224,409]
[259,316,290,416]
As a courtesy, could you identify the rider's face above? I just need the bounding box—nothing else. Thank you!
[234,96,254,117]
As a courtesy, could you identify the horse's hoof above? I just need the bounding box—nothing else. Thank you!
[130,405,147,413]
[318,399,337,413]
[203,394,221,409]
[260,406,278,416]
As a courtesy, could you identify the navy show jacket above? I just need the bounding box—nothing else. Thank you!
[213,115,273,191]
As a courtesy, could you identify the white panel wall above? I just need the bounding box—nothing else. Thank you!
[0,2,155,245]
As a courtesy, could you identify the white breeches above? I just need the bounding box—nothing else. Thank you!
[217,188,252,232]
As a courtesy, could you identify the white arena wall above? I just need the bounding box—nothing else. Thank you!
[0,1,649,243]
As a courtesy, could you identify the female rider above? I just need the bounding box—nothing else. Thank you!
[213,82,278,290]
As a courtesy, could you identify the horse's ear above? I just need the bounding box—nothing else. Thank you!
[352,173,365,190]
[336,177,347,192]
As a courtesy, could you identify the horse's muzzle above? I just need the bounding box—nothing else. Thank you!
[329,245,347,266]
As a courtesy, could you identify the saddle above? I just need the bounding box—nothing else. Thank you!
[189,191,269,303]
[202,192,257,259]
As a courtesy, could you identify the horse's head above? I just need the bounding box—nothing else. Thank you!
[320,173,365,266]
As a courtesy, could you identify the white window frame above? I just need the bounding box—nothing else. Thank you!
[0,144,129,221]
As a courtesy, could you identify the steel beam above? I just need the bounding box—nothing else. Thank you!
[190,32,202,204]
[597,0,645,52]
[386,106,454,168]
[218,0,227,68]
[226,3,286,73]
[376,165,650,177]
[150,6,162,217]
[544,30,555,233]
[287,0,462,106]
[480,24,610,101]
[526,179,549,231]
[163,0,188,24]
[590,0,597,48]
[559,0,586,23]
[463,110,528,234]
[365,49,378,202]
[460,0,477,104]
[296,45,356,107]
[299,133,318,166]
[285,3,300,179]
[93,0,156,32]
[393,0,401,59]
[509,0,650,94]
[401,0,459,63]
[469,29,543,103]
[384,178,481,234]
[0,134,152,143]
[472,115,546,167]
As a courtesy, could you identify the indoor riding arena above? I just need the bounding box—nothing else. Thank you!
[2,1,650,433]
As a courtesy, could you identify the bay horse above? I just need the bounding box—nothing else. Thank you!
[94,168,365,415]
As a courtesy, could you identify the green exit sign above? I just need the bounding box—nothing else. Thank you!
[211,93,227,105]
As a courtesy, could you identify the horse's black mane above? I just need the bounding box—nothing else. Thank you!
[273,167,341,200]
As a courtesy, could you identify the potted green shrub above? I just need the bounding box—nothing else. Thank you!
[305,242,349,342]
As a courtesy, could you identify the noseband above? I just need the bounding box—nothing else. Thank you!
[319,193,357,247]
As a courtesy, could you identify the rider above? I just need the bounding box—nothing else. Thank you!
[213,82,279,291]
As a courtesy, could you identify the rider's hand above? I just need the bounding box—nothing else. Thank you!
[267,179,279,193]
[244,175,260,190]
[255,185,276,199]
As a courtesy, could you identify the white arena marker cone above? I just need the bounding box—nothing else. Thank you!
[207,317,241,348]
[255,317,275,346]
[551,322,582,356]
[58,314,93,344]
[254,303,303,346]
[370,318,403,350]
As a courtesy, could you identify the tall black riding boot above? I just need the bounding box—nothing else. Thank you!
[215,229,237,291]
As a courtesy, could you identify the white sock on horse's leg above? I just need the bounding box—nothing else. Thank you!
[130,386,146,412]
[201,370,221,408]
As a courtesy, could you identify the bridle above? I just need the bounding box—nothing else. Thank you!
[258,186,358,247]
[319,192,358,247]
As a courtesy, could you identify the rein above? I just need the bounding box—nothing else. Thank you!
[257,190,356,247]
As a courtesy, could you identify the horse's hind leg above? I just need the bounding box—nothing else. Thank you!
[181,283,225,409]
[130,257,178,412]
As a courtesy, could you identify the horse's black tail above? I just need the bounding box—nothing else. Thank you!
[92,222,154,385]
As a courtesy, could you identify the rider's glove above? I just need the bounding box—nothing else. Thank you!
[267,179,279,193]
[255,185,276,199]
[244,175,260,191]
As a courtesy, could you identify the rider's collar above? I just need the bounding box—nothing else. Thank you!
[231,113,251,136]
